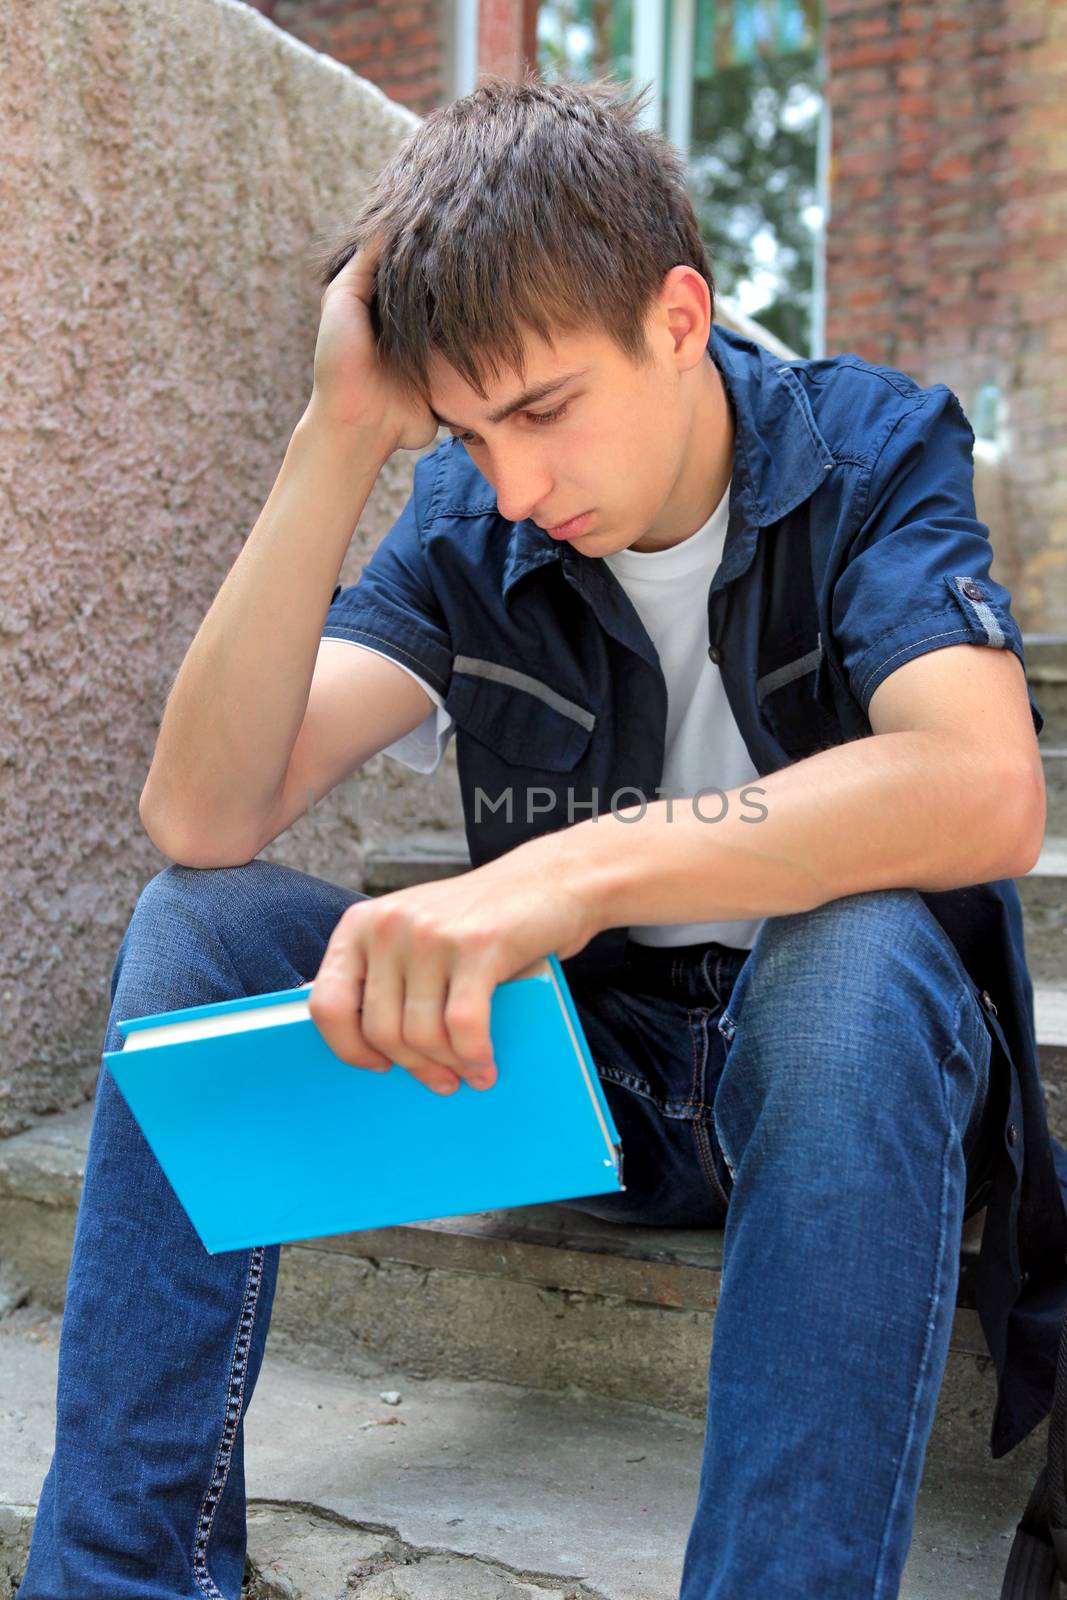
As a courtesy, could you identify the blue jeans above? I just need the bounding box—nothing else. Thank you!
[16,859,996,1599]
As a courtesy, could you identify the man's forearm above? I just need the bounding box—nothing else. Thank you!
[139,406,393,860]
[549,732,1044,938]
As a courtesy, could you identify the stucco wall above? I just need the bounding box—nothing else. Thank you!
[0,0,464,1135]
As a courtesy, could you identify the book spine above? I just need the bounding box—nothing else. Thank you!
[545,955,622,1179]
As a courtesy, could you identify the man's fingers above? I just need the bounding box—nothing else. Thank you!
[401,956,498,1089]
[442,965,499,1087]
[310,964,461,1093]
[309,902,500,1096]
[308,946,392,1072]
[324,232,385,308]
[360,959,461,1094]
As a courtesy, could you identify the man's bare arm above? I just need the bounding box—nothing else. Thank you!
[549,644,1046,936]
[248,642,447,862]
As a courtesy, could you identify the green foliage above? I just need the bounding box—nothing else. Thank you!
[689,47,822,355]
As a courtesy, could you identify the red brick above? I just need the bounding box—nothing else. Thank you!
[929,154,974,182]
[847,285,890,308]
[834,146,892,178]
[330,12,381,43]
[897,92,935,117]
[846,176,888,201]
[853,15,892,38]
[833,42,903,71]
[896,63,932,90]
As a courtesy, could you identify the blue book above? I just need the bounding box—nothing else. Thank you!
[103,951,624,1254]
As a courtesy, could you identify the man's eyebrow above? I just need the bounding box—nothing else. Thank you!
[429,368,590,431]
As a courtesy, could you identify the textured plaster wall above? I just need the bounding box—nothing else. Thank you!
[0,0,464,1135]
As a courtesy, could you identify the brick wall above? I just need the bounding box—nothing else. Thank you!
[244,0,448,115]
[825,0,1067,630]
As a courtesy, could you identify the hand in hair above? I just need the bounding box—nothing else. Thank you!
[308,233,439,453]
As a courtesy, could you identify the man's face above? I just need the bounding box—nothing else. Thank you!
[423,272,726,556]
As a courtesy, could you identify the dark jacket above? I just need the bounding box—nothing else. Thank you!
[324,322,1067,1459]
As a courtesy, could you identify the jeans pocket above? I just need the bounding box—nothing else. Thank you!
[585,988,716,1121]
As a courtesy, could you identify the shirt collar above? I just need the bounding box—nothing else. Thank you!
[497,322,835,604]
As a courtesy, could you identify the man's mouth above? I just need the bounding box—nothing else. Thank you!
[544,510,594,539]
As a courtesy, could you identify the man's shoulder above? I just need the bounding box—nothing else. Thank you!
[782,345,968,468]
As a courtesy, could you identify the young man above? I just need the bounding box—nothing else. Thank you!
[18,73,1067,1600]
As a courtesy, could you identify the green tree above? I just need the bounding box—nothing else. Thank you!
[689,46,822,354]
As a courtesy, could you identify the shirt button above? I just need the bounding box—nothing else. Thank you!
[979,989,998,1016]
[960,578,984,602]
[707,644,721,664]
[1007,1122,1018,1146]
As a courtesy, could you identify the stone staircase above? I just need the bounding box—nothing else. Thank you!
[1,636,1065,1599]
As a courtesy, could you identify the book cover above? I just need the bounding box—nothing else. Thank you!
[103,951,624,1253]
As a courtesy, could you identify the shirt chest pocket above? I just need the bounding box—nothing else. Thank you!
[756,632,842,760]
[444,655,596,771]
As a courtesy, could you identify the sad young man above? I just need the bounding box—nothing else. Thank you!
[18,72,1067,1600]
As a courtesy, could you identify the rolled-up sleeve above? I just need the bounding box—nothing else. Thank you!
[322,452,453,700]
[832,385,1043,736]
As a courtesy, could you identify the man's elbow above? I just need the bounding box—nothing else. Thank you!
[138,793,262,870]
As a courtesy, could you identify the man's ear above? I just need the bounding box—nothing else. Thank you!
[659,266,712,367]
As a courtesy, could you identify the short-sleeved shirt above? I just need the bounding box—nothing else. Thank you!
[322,322,1067,1461]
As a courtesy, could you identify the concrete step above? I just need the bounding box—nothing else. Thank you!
[0,1103,1040,1476]
[0,1290,1051,1600]
[1044,747,1066,836]
[1021,837,1067,987]
[1028,633,1067,730]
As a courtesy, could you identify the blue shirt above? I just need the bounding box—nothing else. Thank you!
[323,323,1067,1460]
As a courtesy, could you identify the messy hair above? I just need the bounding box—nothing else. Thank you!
[310,71,716,406]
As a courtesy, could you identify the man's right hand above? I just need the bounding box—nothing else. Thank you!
[307,234,440,454]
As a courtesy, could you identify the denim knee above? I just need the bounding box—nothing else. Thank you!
[711,887,991,1185]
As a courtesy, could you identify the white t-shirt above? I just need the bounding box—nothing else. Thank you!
[341,479,765,950]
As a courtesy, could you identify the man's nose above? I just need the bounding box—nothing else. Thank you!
[489,453,553,525]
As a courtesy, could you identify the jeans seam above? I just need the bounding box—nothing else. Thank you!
[192,1245,266,1598]
[872,1025,959,1597]
[689,1007,732,1211]
[686,1006,710,1117]
[693,1116,732,1212]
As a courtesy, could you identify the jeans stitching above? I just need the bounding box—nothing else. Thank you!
[693,1116,732,1213]
[685,1006,709,1117]
[687,1007,731,1211]
[872,1118,955,1599]
[192,1245,266,1598]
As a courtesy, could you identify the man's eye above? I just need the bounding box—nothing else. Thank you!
[526,402,569,427]
[453,401,570,445]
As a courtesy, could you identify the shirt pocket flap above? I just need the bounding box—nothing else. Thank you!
[445,656,596,771]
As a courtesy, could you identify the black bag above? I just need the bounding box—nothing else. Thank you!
[1001,1306,1067,1596]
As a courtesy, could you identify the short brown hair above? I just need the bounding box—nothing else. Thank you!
[311,71,715,405]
